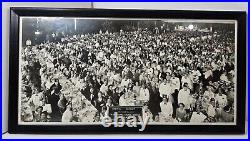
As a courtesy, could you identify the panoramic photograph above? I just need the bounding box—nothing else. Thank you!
[18,17,236,125]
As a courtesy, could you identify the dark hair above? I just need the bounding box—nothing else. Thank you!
[41,111,47,116]
[95,112,100,117]
[73,108,78,112]
[223,105,231,112]
[36,106,43,111]
[179,103,185,107]
[183,83,188,87]
[210,98,215,102]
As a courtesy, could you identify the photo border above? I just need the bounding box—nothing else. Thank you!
[9,8,246,134]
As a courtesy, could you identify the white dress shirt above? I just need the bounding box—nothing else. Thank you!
[159,82,173,98]
[160,102,173,117]
[100,84,108,93]
[119,95,127,106]
[29,93,43,110]
[139,88,150,102]
[178,89,191,109]
[42,104,52,114]
[62,109,73,123]
[204,90,215,100]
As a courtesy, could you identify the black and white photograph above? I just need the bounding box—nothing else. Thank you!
[18,17,237,126]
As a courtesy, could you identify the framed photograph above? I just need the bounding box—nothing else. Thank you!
[9,8,246,134]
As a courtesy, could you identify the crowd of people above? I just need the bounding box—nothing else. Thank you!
[20,26,236,123]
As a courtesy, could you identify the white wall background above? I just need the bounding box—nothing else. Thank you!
[93,2,248,11]
[2,2,248,139]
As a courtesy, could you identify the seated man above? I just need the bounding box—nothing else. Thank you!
[159,79,173,98]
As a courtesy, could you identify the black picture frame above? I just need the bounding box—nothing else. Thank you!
[9,7,246,134]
